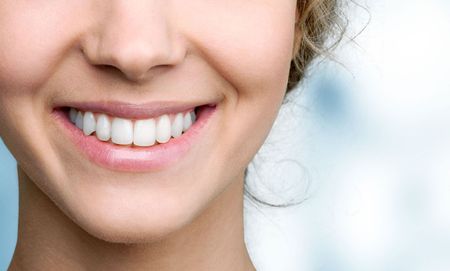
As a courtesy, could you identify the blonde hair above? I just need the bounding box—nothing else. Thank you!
[288,0,347,91]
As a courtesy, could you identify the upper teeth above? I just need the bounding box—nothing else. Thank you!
[69,108,196,146]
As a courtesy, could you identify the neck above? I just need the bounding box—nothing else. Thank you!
[9,167,256,271]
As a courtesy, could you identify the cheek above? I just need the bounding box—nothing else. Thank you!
[0,1,85,91]
[0,1,91,189]
[176,2,297,173]
[179,1,296,99]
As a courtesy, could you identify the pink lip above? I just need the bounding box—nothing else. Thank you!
[52,104,216,172]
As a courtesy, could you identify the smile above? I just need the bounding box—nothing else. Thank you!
[69,107,197,147]
[52,101,217,172]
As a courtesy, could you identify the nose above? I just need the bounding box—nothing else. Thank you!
[80,1,186,82]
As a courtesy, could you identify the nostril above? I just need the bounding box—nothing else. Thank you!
[97,64,121,73]
[95,64,137,81]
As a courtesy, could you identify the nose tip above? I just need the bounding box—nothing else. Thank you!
[82,33,185,82]
[80,3,186,82]
[95,39,182,81]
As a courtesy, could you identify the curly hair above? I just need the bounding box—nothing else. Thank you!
[244,0,348,207]
[287,0,347,91]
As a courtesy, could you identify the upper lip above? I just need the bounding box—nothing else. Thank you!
[56,100,215,119]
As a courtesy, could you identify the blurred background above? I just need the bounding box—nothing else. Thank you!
[2,0,450,270]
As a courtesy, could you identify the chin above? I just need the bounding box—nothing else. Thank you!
[45,171,211,245]
[64,196,195,244]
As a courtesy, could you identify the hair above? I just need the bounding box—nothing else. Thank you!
[244,0,348,208]
[287,0,348,91]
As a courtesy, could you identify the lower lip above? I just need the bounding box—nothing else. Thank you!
[52,105,216,172]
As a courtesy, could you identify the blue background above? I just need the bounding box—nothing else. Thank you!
[0,139,18,270]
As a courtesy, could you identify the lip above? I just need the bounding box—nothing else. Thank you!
[57,100,213,119]
[52,103,217,172]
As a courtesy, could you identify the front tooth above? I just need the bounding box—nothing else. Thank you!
[69,108,78,124]
[96,114,111,141]
[75,111,84,130]
[156,114,171,143]
[171,113,183,138]
[83,111,96,135]
[183,112,192,132]
[133,119,156,147]
[111,118,133,145]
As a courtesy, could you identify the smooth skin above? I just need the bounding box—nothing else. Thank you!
[0,0,298,270]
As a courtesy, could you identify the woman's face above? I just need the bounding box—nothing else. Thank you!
[0,1,297,242]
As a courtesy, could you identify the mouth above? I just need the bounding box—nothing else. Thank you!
[51,101,217,172]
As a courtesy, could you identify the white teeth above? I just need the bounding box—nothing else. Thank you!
[156,114,171,143]
[83,111,96,135]
[69,108,78,124]
[111,118,133,145]
[133,119,156,147]
[96,114,111,141]
[75,111,84,130]
[171,113,184,138]
[70,107,198,146]
[183,112,192,132]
